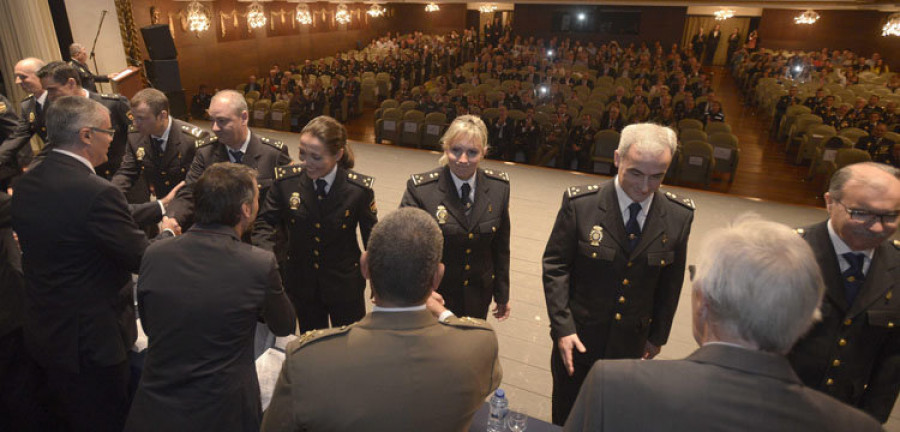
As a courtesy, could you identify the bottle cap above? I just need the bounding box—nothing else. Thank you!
[495,389,505,398]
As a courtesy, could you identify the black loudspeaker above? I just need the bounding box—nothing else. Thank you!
[140,24,177,60]
[146,59,183,93]
[166,90,187,119]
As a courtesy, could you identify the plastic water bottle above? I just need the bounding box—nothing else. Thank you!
[487,388,509,432]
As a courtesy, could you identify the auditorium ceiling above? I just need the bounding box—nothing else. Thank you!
[377,0,899,10]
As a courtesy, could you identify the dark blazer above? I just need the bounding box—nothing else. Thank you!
[171,132,291,227]
[0,192,24,338]
[0,93,43,174]
[125,224,295,432]
[566,344,883,432]
[0,95,26,183]
[400,166,511,319]
[89,91,132,179]
[789,221,900,423]
[11,151,162,372]
[261,310,501,432]
[252,164,377,307]
[69,60,110,94]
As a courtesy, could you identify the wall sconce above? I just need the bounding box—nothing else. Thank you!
[186,1,211,34]
[335,4,352,24]
[295,3,312,24]
[794,9,820,25]
[247,1,267,29]
[367,4,386,17]
[883,13,900,37]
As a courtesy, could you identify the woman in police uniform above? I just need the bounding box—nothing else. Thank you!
[253,116,377,332]
[401,115,511,320]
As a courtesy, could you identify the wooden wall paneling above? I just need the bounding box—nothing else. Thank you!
[511,5,686,47]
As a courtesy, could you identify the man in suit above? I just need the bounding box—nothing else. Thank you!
[0,57,47,181]
[125,163,295,432]
[543,123,695,425]
[489,105,516,160]
[68,43,113,93]
[261,207,501,431]
[789,162,900,423]
[855,124,895,159]
[773,85,802,138]
[565,113,596,172]
[565,217,883,432]
[0,95,20,188]
[171,89,291,228]
[11,96,180,432]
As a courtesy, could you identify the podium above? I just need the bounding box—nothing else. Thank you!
[111,66,144,99]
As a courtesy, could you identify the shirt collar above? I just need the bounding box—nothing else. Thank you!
[153,116,173,142]
[36,91,47,106]
[372,305,427,313]
[320,163,339,186]
[52,148,95,174]
[613,176,653,218]
[827,218,875,260]
[449,169,476,193]
[234,129,251,154]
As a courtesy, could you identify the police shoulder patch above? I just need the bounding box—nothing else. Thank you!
[180,124,209,139]
[128,124,138,134]
[567,184,600,199]
[411,168,441,186]
[346,170,374,189]
[664,191,696,210]
[259,136,285,150]
[195,136,218,148]
[274,164,303,181]
[482,168,510,182]
[441,315,494,331]
[289,325,353,353]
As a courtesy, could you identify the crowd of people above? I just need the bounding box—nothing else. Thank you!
[0,29,899,432]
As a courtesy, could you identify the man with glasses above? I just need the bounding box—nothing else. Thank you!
[789,162,900,423]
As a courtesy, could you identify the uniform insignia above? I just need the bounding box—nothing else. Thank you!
[370,199,377,215]
[346,171,374,189]
[126,110,134,122]
[794,228,806,236]
[0,102,6,114]
[29,111,35,123]
[482,168,510,182]
[289,325,353,352]
[274,164,303,181]
[195,136,218,148]
[664,191,695,210]
[894,239,900,250]
[567,184,600,199]
[589,225,603,246]
[128,124,138,133]
[441,315,493,330]
[259,136,285,150]
[136,147,145,161]
[289,192,301,210]
[181,125,208,139]
[436,205,448,225]
[411,169,441,186]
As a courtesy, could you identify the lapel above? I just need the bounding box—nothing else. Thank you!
[467,170,492,230]
[299,173,322,220]
[437,166,470,229]
[242,133,262,170]
[848,241,899,317]
[139,135,158,170]
[212,141,229,164]
[159,121,180,167]
[630,191,666,258]
[807,222,850,313]
[596,182,627,250]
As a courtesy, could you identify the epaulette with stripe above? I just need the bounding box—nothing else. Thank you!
[411,168,441,186]
[100,93,127,102]
[664,191,696,210]
[567,184,600,199]
[128,124,138,134]
[346,170,374,189]
[180,124,209,139]
[441,315,493,330]
[274,164,303,181]
[287,325,353,353]
[259,136,285,150]
[482,168,510,182]
[195,136,218,148]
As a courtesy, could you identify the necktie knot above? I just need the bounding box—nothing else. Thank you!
[315,179,328,200]
[229,149,244,164]
[841,252,866,305]
[460,182,472,210]
[842,252,865,275]
[152,137,164,154]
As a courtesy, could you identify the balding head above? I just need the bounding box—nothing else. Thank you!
[14,57,46,95]
[826,163,900,251]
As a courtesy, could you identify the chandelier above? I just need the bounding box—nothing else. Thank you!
[883,13,900,37]
[794,9,820,25]
[425,3,439,12]
[335,4,352,24]
[186,1,210,34]
[714,9,734,21]
[247,1,267,29]
[478,4,497,14]
[367,4,385,17]
[295,3,312,24]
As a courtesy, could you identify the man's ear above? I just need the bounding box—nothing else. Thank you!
[359,252,370,281]
[241,202,252,221]
[431,263,445,291]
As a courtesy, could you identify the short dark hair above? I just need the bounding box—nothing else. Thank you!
[193,163,257,226]
[367,208,443,306]
[131,88,169,116]
[301,116,354,169]
[36,61,81,87]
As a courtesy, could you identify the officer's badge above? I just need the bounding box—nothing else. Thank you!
[436,205,448,225]
[589,225,603,246]
[289,192,301,210]
[0,102,6,114]
[29,111,35,123]
[136,147,145,161]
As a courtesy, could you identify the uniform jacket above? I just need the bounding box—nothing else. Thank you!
[0,95,27,182]
[565,344,883,432]
[171,132,291,227]
[0,192,24,338]
[542,182,694,360]
[400,166,511,319]
[788,221,900,423]
[0,93,44,172]
[252,165,377,305]
[125,224,295,432]
[11,151,163,372]
[69,59,110,94]
[89,91,132,180]
[260,310,502,432]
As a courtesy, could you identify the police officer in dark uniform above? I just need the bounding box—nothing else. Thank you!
[774,86,802,138]
[0,58,47,181]
[0,95,21,187]
[401,115,511,321]
[543,123,695,425]
[171,90,291,228]
[68,43,111,93]
[253,116,377,332]
[565,113,596,172]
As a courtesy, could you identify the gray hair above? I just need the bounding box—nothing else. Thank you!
[828,162,900,201]
[46,96,109,149]
[69,43,86,57]
[438,115,489,165]
[367,207,444,306]
[617,123,677,160]
[692,215,824,353]
[211,89,249,117]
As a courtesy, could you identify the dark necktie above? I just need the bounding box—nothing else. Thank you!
[151,137,164,157]
[229,149,243,164]
[841,252,866,305]
[315,178,328,201]
[460,182,472,211]
[35,101,42,117]
[625,202,642,252]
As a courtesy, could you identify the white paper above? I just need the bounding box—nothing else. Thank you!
[256,348,286,411]
[688,156,705,166]
[404,122,419,133]
[254,110,266,120]
[383,120,396,131]
[426,124,442,135]
[823,149,837,162]
[271,112,283,122]
[713,147,732,160]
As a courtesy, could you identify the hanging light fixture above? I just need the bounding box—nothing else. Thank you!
[295,3,312,24]
[247,1,267,29]
[794,9,820,25]
[367,4,386,17]
[335,4,352,24]
[478,4,497,14]
[883,12,900,37]
[425,3,439,12]
[185,1,211,34]
[714,9,734,21]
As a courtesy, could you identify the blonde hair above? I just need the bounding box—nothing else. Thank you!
[438,115,489,165]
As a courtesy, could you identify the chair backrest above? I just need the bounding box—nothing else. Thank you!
[680,140,715,176]
[680,129,708,143]
[793,114,823,135]
[403,110,425,122]
[245,90,261,101]
[382,108,403,120]
[381,99,400,109]
[838,127,868,143]
[482,107,500,121]
[835,148,872,169]
[592,130,620,158]
[678,118,704,133]
[785,104,812,117]
[705,122,732,135]
[508,109,526,122]
[885,132,900,144]
[708,132,738,149]
[805,124,837,143]
[399,100,419,112]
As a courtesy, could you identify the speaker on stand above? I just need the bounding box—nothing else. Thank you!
[140,24,187,118]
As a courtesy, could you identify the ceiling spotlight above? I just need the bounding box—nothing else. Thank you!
[794,9,820,25]
[247,1,267,29]
[335,4,352,24]
[883,12,900,37]
[185,1,210,34]
[425,3,440,12]
[714,9,734,21]
[295,3,312,25]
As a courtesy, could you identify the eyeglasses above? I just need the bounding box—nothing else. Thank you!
[835,200,900,226]
[89,127,115,139]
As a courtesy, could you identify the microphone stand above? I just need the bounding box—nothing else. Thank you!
[88,10,108,92]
